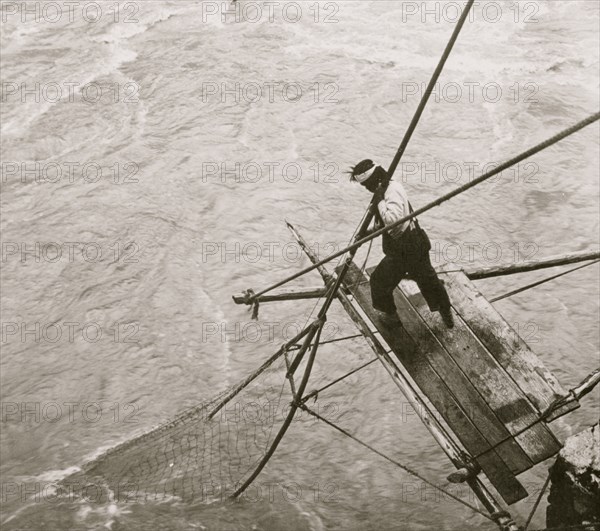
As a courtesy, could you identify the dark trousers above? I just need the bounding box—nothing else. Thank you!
[370,227,450,314]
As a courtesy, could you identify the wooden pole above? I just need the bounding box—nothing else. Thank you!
[232,286,327,305]
[387,0,475,178]
[287,222,519,531]
[573,368,600,401]
[465,250,600,280]
[231,320,324,497]
[541,368,600,419]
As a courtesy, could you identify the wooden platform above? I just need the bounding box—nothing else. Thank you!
[340,262,579,505]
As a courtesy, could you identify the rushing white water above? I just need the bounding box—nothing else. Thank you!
[1,1,598,529]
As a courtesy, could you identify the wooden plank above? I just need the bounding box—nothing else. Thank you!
[343,264,528,504]
[441,269,579,422]
[382,281,533,474]
[397,276,562,464]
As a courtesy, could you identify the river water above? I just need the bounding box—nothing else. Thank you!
[1,1,599,530]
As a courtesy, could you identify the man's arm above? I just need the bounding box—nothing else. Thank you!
[377,184,407,226]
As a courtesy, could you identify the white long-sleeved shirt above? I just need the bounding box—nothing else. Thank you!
[376,180,414,239]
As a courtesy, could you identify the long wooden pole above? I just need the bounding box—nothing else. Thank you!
[465,250,600,280]
[232,250,600,307]
[231,320,323,497]
[388,0,475,177]
[244,113,600,303]
[230,0,478,493]
[232,286,327,304]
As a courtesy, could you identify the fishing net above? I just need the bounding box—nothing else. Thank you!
[60,348,295,505]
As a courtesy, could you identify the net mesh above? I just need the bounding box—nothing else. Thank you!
[61,350,293,504]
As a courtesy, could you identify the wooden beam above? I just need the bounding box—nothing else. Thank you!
[464,250,600,280]
[376,271,534,475]
[232,286,327,305]
[397,273,561,465]
[441,268,579,422]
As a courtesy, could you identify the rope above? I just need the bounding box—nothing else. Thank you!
[245,111,600,303]
[299,404,494,521]
[541,368,600,419]
[288,332,371,350]
[302,357,380,402]
[490,260,600,302]
[523,465,554,531]
[359,238,374,274]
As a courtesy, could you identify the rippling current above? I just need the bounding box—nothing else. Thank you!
[1,1,599,530]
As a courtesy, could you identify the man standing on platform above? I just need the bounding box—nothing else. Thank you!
[350,159,454,328]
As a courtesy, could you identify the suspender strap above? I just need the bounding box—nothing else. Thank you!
[408,202,420,230]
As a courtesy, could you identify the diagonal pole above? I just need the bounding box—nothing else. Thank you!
[311,0,478,321]
[388,0,475,177]
[231,318,325,497]
[231,0,480,499]
[245,111,599,303]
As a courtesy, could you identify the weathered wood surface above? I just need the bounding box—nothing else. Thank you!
[289,224,525,515]
[341,262,576,504]
[343,264,529,504]
[440,267,579,422]
[387,280,534,474]
[395,274,562,463]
